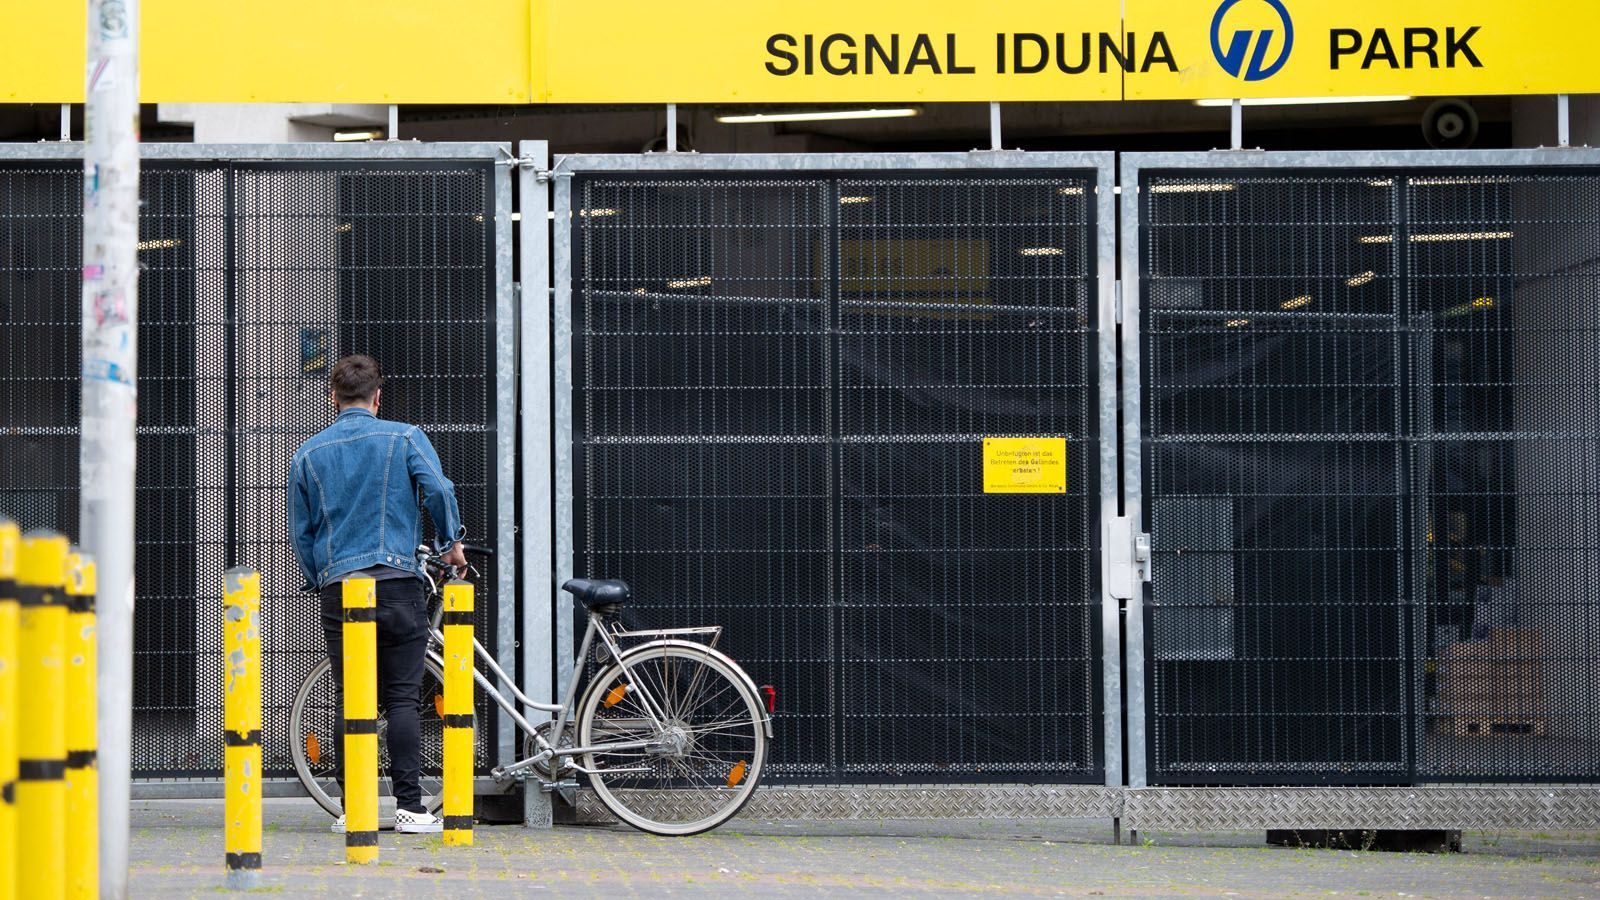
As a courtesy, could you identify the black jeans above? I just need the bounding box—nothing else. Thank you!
[319,577,429,814]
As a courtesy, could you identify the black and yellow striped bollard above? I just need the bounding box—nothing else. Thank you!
[224,567,263,889]
[64,549,98,899]
[0,517,18,900]
[16,530,68,898]
[441,579,474,846]
[342,576,379,864]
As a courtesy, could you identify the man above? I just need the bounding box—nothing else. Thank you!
[287,354,467,834]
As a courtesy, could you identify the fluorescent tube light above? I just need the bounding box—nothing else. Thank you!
[136,238,181,251]
[580,208,619,217]
[1058,187,1085,196]
[1194,95,1412,107]
[838,196,872,204]
[716,108,920,124]
[667,276,712,289]
[1345,271,1377,287]
[1224,318,1251,328]
[1411,231,1514,242]
[1019,247,1064,257]
[1149,182,1237,194]
[1279,295,1313,310]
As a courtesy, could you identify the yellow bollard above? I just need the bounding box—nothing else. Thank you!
[16,530,68,899]
[342,577,379,864]
[0,517,18,900]
[223,567,262,890]
[441,579,475,846]
[63,550,98,900]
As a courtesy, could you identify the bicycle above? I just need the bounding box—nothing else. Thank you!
[288,543,772,835]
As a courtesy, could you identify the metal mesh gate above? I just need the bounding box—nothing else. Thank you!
[1134,159,1600,785]
[0,148,511,780]
[564,158,1106,783]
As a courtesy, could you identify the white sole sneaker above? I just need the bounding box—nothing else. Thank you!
[394,810,444,834]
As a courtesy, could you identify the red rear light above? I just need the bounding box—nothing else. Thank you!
[759,684,776,714]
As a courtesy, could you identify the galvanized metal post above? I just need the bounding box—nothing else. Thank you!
[60,105,70,142]
[666,104,678,153]
[989,102,1002,151]
[1230,99,1243,150]
[1557,94,1571,148]
[81,0,139,894]
[387,104,398,141]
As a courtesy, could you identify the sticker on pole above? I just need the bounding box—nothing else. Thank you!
[982,437,1067,494]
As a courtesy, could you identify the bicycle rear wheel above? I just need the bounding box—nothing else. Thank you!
[288,655,455,825]
[577,642,767,835]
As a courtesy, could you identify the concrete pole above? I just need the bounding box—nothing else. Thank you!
[81,0,140,895]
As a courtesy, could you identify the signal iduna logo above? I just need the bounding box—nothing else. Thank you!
[1210,0,1294,81]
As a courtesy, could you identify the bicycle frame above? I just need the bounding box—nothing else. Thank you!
[418,546,733,784]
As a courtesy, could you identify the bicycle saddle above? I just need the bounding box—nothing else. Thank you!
[562,577,630,612]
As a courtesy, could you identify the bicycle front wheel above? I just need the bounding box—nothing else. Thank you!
[288,655,454,825]
[577,642,767,836]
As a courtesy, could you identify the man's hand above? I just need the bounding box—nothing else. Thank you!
[441,542,469,573]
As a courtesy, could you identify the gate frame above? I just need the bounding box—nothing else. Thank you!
[1116,147,1600,831]
[0,140,520,788]
[539,150,1124,814]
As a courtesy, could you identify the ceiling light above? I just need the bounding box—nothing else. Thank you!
[580,208,619,217]
[1058,187,1085,196]
[716,107,920,124]
[1149,182,1237,194]
[1224,318,1251,327]
[1411,176,1515,187]
[136,238,181,251]
[1367,179,1394,187]
[1193,95,1412,107]
[1360,234,1395,244]
[1444,296,1497,317]
[667,276,712,289]
[1020,247,1064,256]
[838,196,872,204]
[1410,231,1514,242]
[334,223,353,233]
[333,130,383,142]
[1279,295,1313,310]
[1346,271,1377,287]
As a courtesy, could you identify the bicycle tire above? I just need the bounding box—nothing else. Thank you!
[288,655,458,825]
[577,642,767,836]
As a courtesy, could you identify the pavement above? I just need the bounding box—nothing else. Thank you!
[128,798,1599,898]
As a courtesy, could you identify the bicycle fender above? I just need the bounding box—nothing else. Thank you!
[615,639,775,740]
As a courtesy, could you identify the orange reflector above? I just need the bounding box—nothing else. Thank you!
[306,732,322,766]
[603,683,628,708]
[726,759,748,788]
[434,693,446,719]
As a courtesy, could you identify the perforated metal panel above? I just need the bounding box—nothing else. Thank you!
[1134,158,1600,785]
[567,162,1104,783]
[0,151,508,780]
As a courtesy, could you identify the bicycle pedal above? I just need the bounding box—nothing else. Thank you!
[541,780,580,806]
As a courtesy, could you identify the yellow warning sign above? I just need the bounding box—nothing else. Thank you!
[982,437,1067,494]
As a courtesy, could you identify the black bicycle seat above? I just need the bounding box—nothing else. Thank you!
[562,578,630,612]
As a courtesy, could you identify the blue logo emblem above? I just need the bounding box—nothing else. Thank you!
[1210,0,1294,81]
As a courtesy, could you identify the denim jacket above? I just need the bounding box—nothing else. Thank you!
[287,407,465,590]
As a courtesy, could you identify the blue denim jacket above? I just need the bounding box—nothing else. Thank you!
[287,407,465,590]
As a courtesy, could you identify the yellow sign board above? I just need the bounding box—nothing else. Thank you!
[1123,0,1600,100]
[541,0,1124,103]
[982,437,1067,494]
[1,0,1595,102]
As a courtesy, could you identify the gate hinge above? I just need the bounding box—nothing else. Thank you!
[1108,517,1153,597]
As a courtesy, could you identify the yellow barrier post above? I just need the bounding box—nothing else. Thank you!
[0,518,18,900]
[441,579,474,846]
[63,550,98,899]
[17,530,67,898]
[342,577,378,864]
[223,567,262,890]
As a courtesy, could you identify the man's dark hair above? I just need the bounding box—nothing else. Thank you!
[330,354,385,406]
